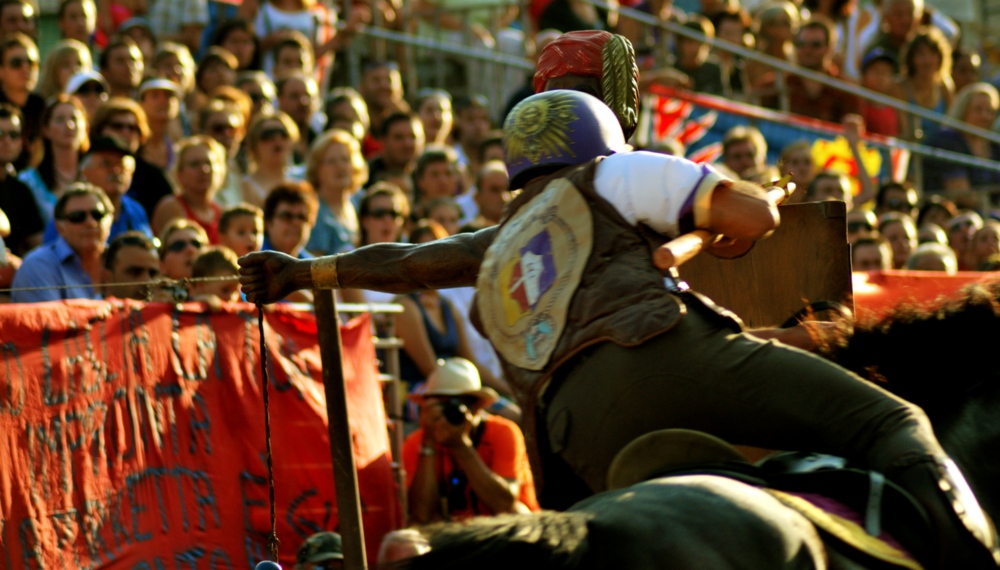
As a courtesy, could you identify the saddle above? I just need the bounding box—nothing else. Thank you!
[607,430,934,569]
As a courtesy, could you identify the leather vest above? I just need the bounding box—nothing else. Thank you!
[470,159,692,476]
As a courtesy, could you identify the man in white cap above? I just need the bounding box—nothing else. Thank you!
[137,78,181,170]
[65,70,109,122]
[403,357,538,524]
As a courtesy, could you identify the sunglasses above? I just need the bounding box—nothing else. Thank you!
[166,238,204,253]
[61,209,108,223]
[6,56,36,69]
[366,208,401,219]
[0,128,21,140]
[207,123,236,135]
[107,120,140,134]
[260,127,289,141]
[274,211,309,223]
[847,221,874,233]
[76,83,107,96]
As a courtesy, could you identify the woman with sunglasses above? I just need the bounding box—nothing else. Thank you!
[241,111,300,207]
[154,219,209,302]
[303,129,366,256]
[19,94,89,224]
[261,181,317,303]
[0,33,43,169]
[152,136,227,243]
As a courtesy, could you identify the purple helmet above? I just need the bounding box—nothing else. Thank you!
[504,90,627,189]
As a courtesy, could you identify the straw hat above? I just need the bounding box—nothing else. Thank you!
[408,357,498,409]
[606,429,749,491]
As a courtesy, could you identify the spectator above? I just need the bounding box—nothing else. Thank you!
[946,210,983,271]
[366,112,424,189]
[358,61,409,146]
[52,135,150,243]
[917,222,948,245]
[971,220,1000,271]
[403,357,537,523]
[851,236,892,271]
[415,89,453,148]
[99,36,144,99]
[294,531,343,570]
[761,18,861,123]
[305,129,366,256]
[65,70,109,122]
[355,182,409,304]
[719,125,766,180]
[253,0,343,83]
[89,98,174,221]
[197,101,246,209]
[38,39,91,100]
[145,0,208,54]
[101,231,160,301]
[207,18,259,71]
[422,196,462,236]
[152,135,227,241]
[847,208,878,244]
[269,30,313,80]
[193,47,238,110]
[157,218,208,281]
[412,148,460,214]
[878,212,917,269]
[874,181,919,218]
[952,48,982,95]
[890,27,953,142]
[241,111,300,206]
[57,0,96,46]
[19,95,88,224]
[276,72,320,160]
[710,7,752,98]
[675,15,727,96]
[219,202,263,257]
[0,33,42,168]
[189,245,240,302]
[744,2,798,94]
[138,78,182,171]
[0,0,35,39]
[462,160,511,231]
[323,87,369,144]
[377,529,429,565]
[916,194,956,229]
[262,181,316,303]
[236,71,277,118]
[907,241,957,273]
[0,104,41,257]
[777,140,815,203]
[807,169,853,210]
[11,183,112,303]
[859,47,901,137]
[151,42,197,112]
[452,94,492,171]
[117,18,157,66]
[925,83,1000,195]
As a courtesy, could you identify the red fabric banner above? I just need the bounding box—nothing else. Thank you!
[0,301,401,569]
[853,270,996,319]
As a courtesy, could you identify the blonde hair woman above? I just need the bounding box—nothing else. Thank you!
[304,129,368,255]
[152,135,228,242]
[38,39,92,99]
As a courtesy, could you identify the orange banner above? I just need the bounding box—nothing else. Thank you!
[0,301,401,569]
[854,270,996,319]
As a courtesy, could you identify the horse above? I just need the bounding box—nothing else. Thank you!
[390,281,1000,570]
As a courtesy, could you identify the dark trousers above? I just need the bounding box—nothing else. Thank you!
[541,294,942,501]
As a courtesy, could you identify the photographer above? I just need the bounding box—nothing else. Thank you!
[403,358,538,523]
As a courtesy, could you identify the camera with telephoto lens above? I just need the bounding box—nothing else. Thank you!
[440,398,470,426]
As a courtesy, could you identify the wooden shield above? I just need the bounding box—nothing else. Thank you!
[677,201,852,328]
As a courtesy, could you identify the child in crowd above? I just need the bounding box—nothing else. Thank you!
[189,245,241,302]
[859,47,901,137]
[219,202,264,257]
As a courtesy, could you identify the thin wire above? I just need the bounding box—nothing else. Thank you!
[257,304,280,563]
[0,274,239,294]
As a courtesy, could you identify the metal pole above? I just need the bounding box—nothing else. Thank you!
[314,291,368,570]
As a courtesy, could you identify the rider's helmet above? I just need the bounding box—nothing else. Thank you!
[503,90,627,190]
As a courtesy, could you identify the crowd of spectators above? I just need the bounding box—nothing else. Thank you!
[0,0,998,539]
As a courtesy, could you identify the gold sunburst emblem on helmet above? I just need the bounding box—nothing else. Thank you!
[505,92,579,164]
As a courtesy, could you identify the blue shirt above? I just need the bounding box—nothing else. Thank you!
[42,195,152,244]
[305,199,356,256]
[18,167,55,224]
[262,236,314,260]
[11,236,100,303]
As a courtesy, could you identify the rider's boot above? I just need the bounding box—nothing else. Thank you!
[886,453,1000,569]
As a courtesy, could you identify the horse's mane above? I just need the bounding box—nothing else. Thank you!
[816,278,1000,415]
[397,511,592,570]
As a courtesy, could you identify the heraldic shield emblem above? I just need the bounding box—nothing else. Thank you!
[476,179,594,370]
